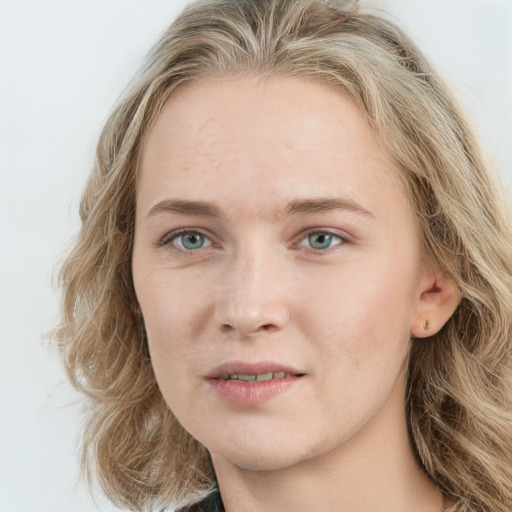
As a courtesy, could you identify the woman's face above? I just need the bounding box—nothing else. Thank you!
[132,77,433,471]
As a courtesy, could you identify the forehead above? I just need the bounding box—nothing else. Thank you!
[139,76,403,218]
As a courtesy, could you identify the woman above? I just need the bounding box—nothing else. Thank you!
[54,0,512,511]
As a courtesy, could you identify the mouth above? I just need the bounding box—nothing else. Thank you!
[219,371,290,382]
[206,361,305,405]
[207,361,304,380]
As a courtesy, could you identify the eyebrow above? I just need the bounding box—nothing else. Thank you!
[146,197,374,220]
[147,199,222,218]
[284,198,374,218]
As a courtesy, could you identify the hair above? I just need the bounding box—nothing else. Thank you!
[53,1,512,511]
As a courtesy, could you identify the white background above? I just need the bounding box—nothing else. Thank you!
[0,1,510,511]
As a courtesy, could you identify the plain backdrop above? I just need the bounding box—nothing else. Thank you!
[0,1,510,511]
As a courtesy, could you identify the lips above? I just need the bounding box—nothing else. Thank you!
[206,361,305,405]
[220,371,288,381]
[208,361,304,379]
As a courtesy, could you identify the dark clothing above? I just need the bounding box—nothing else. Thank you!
[177,490,225,512]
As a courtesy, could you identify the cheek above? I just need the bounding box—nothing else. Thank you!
[139,283,202,416]
[301,255,417,375]
[134,269,196,370]
[304,257,416,332]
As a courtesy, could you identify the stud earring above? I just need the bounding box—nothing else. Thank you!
[422,320,430,331]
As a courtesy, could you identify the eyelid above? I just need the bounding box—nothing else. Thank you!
[159,228,217,251]
[157,226,354,253]
[294,228,352,251]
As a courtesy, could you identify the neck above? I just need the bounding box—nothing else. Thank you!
[212,376,444,512]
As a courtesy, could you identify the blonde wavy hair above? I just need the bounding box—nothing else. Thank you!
[54,1,512,510]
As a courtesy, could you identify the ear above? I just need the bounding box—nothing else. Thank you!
[411,269,460,338]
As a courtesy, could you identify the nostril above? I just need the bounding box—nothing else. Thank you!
[221,323,235,333]
[219,321,279,335]
[256,323,279,333]
[216,305,290,335]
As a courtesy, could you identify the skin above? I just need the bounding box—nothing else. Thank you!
[132,76,459,512]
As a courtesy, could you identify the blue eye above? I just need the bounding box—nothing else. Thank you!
[171,232,211,250]
[302,232,343,250]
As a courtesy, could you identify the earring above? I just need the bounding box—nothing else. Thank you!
[411,319,431,338]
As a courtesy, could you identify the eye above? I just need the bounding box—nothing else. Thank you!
[299,231,344,251]
[165,230,213,251]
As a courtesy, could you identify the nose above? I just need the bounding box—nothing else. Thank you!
[214,245,290,336]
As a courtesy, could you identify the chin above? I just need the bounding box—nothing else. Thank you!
[217,450,306,473]
[208,433,326,473]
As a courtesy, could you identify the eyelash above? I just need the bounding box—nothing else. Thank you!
[159,228,351,254]
[297,230,347,252]
[160,229,216,252]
